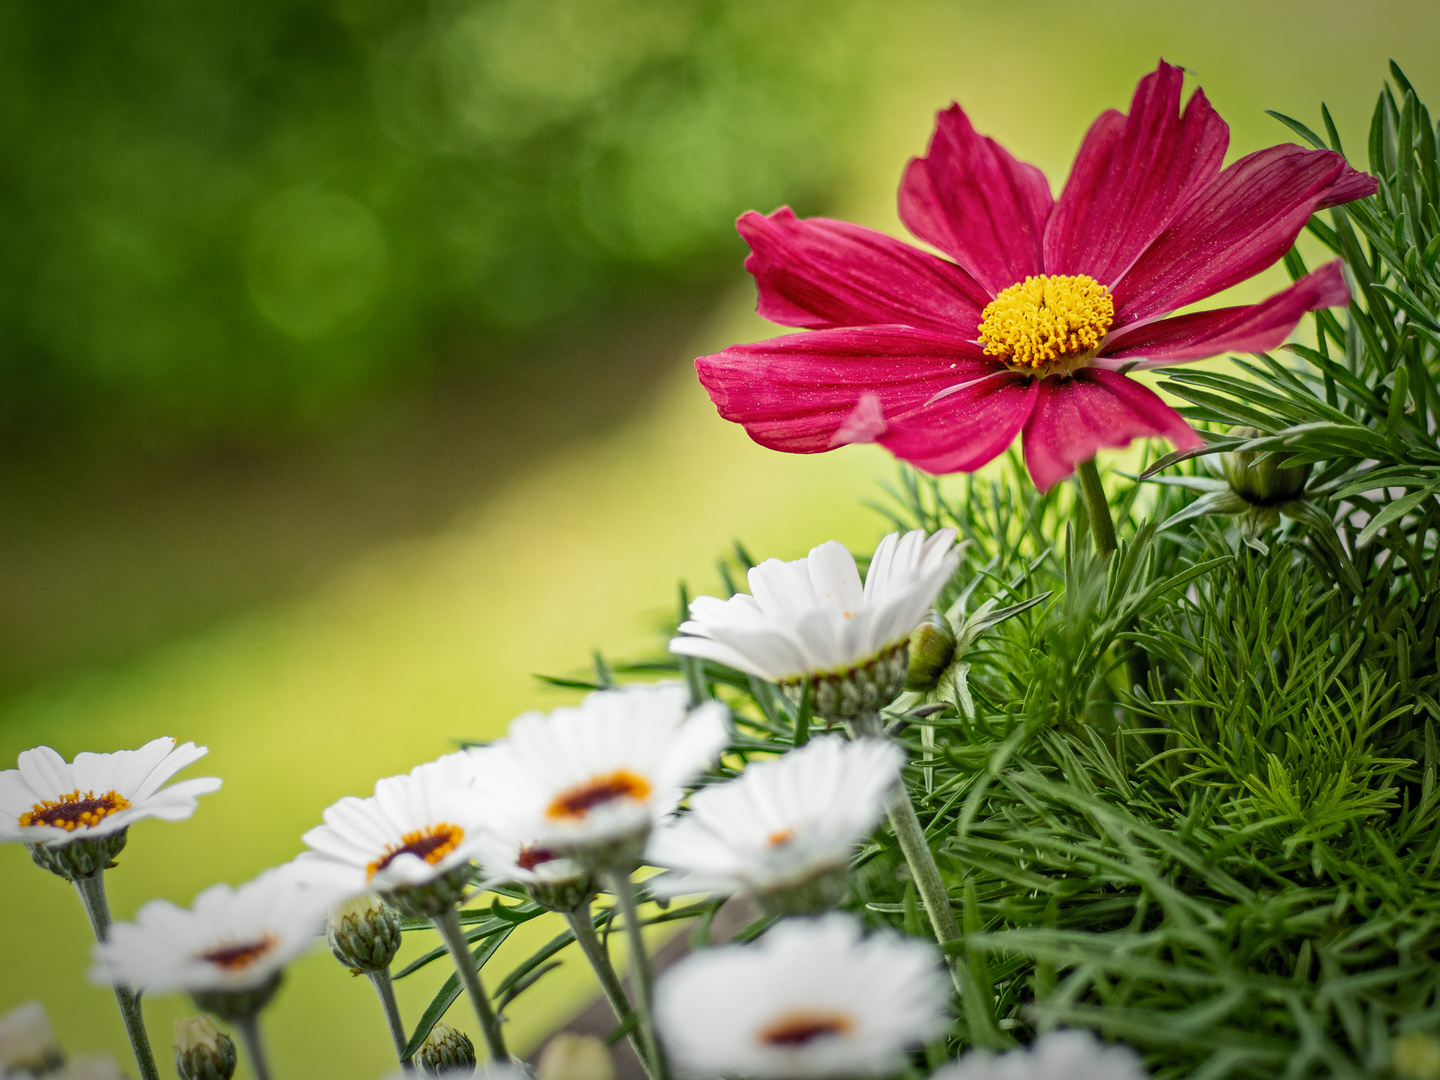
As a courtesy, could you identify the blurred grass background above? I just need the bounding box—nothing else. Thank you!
[0,1,1435,1076]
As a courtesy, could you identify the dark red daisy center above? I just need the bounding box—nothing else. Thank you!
[199,934,277,971]
[546,770,651,820]
[758,1010,855,1047]
[517,845,561,871]
[366,823,465,880]
[19,789,131,831]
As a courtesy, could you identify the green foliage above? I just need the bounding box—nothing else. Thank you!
[0,0,872,444]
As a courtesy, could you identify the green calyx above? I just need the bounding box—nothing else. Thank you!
[27,829,129,882]
[190,973,282,1024]
[1222,427,1313,507]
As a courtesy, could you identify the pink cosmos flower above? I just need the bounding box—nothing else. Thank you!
[695,61,1376,491]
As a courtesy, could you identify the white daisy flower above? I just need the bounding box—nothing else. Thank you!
[299,751,492,909]
[654,913,949,1078]
[0,736,221,846]
[0,1001,63,1076]
[669,530,959,720]
[90,863,334,1004]
[647,736,903,914]
[933,1030,1149,1080]
[473,830,586,890]
[466,683,728,866]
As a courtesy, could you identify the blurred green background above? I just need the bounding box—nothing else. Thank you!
[0,1,1435,1076]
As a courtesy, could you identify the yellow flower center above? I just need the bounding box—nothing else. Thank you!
[19,789,131,831]
[978,274,1114,374]
[366,823,465,880]
[546,769,652,820]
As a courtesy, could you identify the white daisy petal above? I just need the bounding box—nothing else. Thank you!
[90,863,339,994]
[933,1029,1149,1080]
[467,683,729,857]
[647,736,902,901]
[655,914,949,1078]
[670,531,959,686]
[1,738,221,849]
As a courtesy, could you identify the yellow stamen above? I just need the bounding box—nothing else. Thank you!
[19,789,131,831]
[978,274,1114,374]
[366,823,465,880]
[546,770,652,820]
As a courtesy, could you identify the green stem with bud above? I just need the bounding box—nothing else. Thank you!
[564,905,657,1080]
[233,1014,276,1080]
[367,968,409,1066]
[73,871,161,1080]
[605,871,669,1080]
[433,905,509,1063]
[1077,457,1117,556]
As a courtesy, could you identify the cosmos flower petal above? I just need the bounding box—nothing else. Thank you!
[1112,144,1377,323]
[1022,369,1203,492]
[696,327,994,456]
[877,372,1038,475]
[899,103,1054,295]
[1046,61,1229,284]
[1102,261,1351,366]
[738,207,990,334]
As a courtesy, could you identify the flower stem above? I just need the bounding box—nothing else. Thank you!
[367,968,409,1066]
[605,871,669,1080]
[73,872,161,1080]
[432,905,509,1063]
[1077,457,1117,555]
[851,716,962,982]
[234,1014,276,1080]
[564,905,657,1080]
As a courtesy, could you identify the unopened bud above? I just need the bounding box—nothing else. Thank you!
[417,1022,476,1076]
[1222,427,1311,507]
[1394,1032,1440,1080]
[0,1001,63,1075]
[328,893,403,973]
[537,1034,615,1080]
[174,1015,237,1080]
[905,610,956,691]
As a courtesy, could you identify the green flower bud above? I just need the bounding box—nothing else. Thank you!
[174,1015,237,1080]
[1222,427,1311,507]
[328,894,403,973]
[1394,1032,1440,1080]
[417,1023,476,1076]
[537,1034,615,1080]
[905,610,956,691]
[0,1001,64,1076]
[190,972,282,1023]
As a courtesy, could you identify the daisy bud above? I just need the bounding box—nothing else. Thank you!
[905,610,956,692]
[1394,1032,1440,1080]
[0,1001,64,1076]
[328,894,403,974]
[174,1015,237,1080]
[416,1022,475,1075]
[537,1034,615,1080]
[1222,427,1311,508]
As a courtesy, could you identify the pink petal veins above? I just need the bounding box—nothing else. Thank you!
[739,208,990,335]
[898,104,1054,296]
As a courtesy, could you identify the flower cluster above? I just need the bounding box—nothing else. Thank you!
[9,57,1388,1080]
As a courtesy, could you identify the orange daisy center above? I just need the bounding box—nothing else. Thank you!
[19,789,131,831]
[199,934,277,971]
[366,823,465,880]
[546,769,652,820]
[758,1010,855,1047]
[767,828,797,847]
